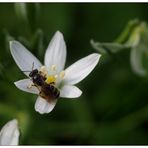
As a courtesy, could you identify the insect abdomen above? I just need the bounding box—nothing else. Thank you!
[42,84,60,99]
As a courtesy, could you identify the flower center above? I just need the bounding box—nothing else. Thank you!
[39,65,65,86]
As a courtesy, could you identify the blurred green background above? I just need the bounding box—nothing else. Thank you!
[0,3,148,145]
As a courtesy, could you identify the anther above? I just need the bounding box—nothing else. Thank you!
[59,71,65,78]
[55,75,58,78]
[39,66,48,77]
[51,65,56,71]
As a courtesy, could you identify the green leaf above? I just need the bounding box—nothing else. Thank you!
[14,3,40,33]
[126,22,146,47]
[31,29,44,59]
[115,19,140,43]
[26,3,40,31]
[90,39,129,55]
[3,29,14,53]
[14,3,28,23]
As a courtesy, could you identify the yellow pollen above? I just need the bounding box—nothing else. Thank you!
[60,71,65,78]
[45,75,56,84]
[51,65,56,71]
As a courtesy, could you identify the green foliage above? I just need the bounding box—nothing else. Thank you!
[92,19,148,77]
[1,3,148,145]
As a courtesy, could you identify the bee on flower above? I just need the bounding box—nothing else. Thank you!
[10,31,101,114]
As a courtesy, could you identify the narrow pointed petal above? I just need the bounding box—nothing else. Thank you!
[0,119,19,145]
[10,41,42,77]
[60,85,82,98]
[64,53,101,85]
[44,31,67,73]
[35,96,57,114]
[14,79,39,94]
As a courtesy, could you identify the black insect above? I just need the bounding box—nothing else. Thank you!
[29,69,45,86]
[24,66,60,101]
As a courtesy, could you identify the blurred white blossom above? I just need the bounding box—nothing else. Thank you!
[0,119,20,145]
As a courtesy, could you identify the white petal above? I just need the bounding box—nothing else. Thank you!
[44,31,67,73]
[64,53,101,85]
[35,96,57,114]
[60,85,82,98]
[10,41,42,77]
[0,119,20,145]
[14,79,39,94]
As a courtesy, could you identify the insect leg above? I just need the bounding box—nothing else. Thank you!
[27,83,41,92]
[27,83,34,89]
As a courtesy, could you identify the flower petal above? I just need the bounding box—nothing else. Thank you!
[44,31,67,73]
[10,41,42,77]
[35,96,57,114]
[14,79,39,94]
[60,85,82,98]
[64,53,101,85]
[0,119,20,145]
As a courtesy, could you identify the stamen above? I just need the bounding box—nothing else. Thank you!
[59,71,65,78]
[55,75,58,78]
[51,65,56,71]
[39,66,48,77]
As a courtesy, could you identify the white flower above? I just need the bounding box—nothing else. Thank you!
[10,31,101,114]
[0,119,20,145]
